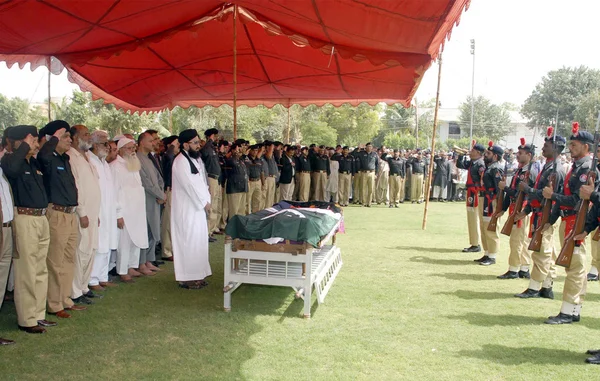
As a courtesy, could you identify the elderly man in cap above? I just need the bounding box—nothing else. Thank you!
[160,135,179,261]
[87,130,118,290]
[2,125,56,333]
[200,128,222,237]
[171,129,211,289]
[38,121,89,317]
[67,125,102,304]
[136,130,164,275]
[111,137,148,283]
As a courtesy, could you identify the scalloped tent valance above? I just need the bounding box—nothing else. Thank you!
[0,0,470,111]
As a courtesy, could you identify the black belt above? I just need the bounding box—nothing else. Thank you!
[300,171,311,173]
[559,209,577,217]
[208,174,219,180]
[363,170,375,173]
[313,170,327,173]
[340,171,351,174]
[249,178,261,182]
[2,221,12,228]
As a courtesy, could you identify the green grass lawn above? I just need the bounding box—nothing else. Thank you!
[1,202,599,380]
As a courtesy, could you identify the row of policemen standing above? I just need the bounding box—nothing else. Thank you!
[456,123,600,338]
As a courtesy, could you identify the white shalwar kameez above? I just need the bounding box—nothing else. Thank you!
[89,151,118,285]
[111,155,148,275]
[171,152,212,281]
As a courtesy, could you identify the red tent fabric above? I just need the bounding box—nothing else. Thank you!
[0,0,470,110]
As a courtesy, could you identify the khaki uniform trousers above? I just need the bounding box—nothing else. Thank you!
[353,172,363,203]
[508,217,531,270]
[298,173,311,202]
[338,173,352,205]
[466,202,482,247]
[0,226,13,312]
[292,174,300,201]
[220,184,228,230]
[280,182,294,201]
[530,221,560,284]
[263,176,276,209]
[362,171,376,206]
[160,190,173,258]
[410,174,424,202]
[376,173,389,204]
[388,174,402,205]
[13,213,50,327]
[247,180,262,214]
[46,208,78,313]
[479,197,500,255]
[559,220,587,305]
[228,192,247,218]
[311,172,328,201]
[591,228,599,271]
[207,177,222,234]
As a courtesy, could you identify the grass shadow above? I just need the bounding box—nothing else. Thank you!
[431,272,500,281]
[446,312,546,327]
[409,256,471,266]
[395,246,460,254]
[456,344,585,366]
[437,290,516,300]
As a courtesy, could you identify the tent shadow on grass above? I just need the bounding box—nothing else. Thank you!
[437,290,516,300]
[409,256,470,266]
[393,246,459,254]
[456,344,585,366]
[430,272,499,281]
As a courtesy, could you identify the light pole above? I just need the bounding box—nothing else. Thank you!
[469,39,475,147]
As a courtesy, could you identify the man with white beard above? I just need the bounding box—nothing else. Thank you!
[171,129,212,289]
[111,138,148,283]
[87,130,118,290]
[68,125,102,302]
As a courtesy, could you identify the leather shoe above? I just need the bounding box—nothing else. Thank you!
[72,296,94,305]
[65,305,87,311]
[161,257,174,262]
[19,325,46,334]
[37,319,57,327]
[89,285,105,292]
[85,291,103,299]
[209,237,217,243]
[515,288,540,298]
[153,260,165,266]
[0,337,15,345]
[473,255,488,263]
[480,257,496,266]
[587,273,599,282]
[539,287,554,299]
[50,310,71,319]
[586,349,600,356]
[545,312,575,324]
[586,354,600,364]
[518,270,531,279]
[497,271,518,279]
[463,245,481,253]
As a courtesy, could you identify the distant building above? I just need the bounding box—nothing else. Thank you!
[419,108,539,150]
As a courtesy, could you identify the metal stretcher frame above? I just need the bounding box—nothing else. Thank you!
[223,228,342,318]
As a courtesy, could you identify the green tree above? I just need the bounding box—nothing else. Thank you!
[521,66,600,135]
[299,120,337,146]
[458,96,511,141]
[574,90,600,130]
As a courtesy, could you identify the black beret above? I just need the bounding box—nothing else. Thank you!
[162,135,178,146]
[318,145,325,149]
[8,125,38,140]
[301,146,308,151]
[571,131,594,145]
[309,144,316,148]
[472,143,485,153]
[366,142,372,146]
[545,135,567,145]
[286,145,296,152]
[204,128,219,137]
[487,141,504,157]
[179,129,199,144]
[393,149,399,153]
[343,146,349,150]
[234,138,245,145]
[3,126,14,139]
[43,120,70,136]
[263,140,274,146]
[249,144,259,150]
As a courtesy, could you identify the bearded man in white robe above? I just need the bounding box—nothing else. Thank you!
[88,130,118,289]
[171,129,212,289]
[110,138,148,283]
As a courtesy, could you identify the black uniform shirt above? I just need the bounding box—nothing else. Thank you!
[311,154,331,175]
[1,143,48,208]
[337,154,355,174]
[225,156,248,194]
[456,155,485,188]
[245,156,263,180]
[359,151,379,172]
[501,163,538,212]
[388,157,406,177]
[37,136,77,207]
[296,155,311,172]
[200,139,221,177]
[408,157,425,174]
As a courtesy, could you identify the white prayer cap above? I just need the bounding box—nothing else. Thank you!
[113,134,125,142]
[117,137,135,150]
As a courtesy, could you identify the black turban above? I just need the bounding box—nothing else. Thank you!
[179,129,199,144]
[204,128,219,137]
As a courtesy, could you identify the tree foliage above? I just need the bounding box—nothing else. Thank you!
[458,96,512,141]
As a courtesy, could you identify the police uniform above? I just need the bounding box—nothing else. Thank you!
[516,136,566,299]
[262,153,278,208]
[336,150,354,206]
[498,141,538,279]
[199,129,222,235]
[295,151,311,202]
[245,151,263,214]
[359,148,378,207]
[351,149,364,204]
[311,150,330,202]
[407,156,425,203]
[475,143,504,266]
[225,155,248,217]
[456,144,486,251]
[387,152,406,207]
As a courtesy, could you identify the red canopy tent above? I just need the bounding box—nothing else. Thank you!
[0,0,470,111]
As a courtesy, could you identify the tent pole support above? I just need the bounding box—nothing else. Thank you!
[232,4,238,140]
[422,53,443,230]
[47,56,51,122]
[286,105,291,143]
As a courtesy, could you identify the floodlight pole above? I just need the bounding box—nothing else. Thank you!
[469,39,475,147]
[232,5,238,140]
[422,53,443,230]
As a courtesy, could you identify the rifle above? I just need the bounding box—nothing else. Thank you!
[556,113,600,267]
[501,168,530,236]
[487,175,506,231]
[528,122,559,252]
